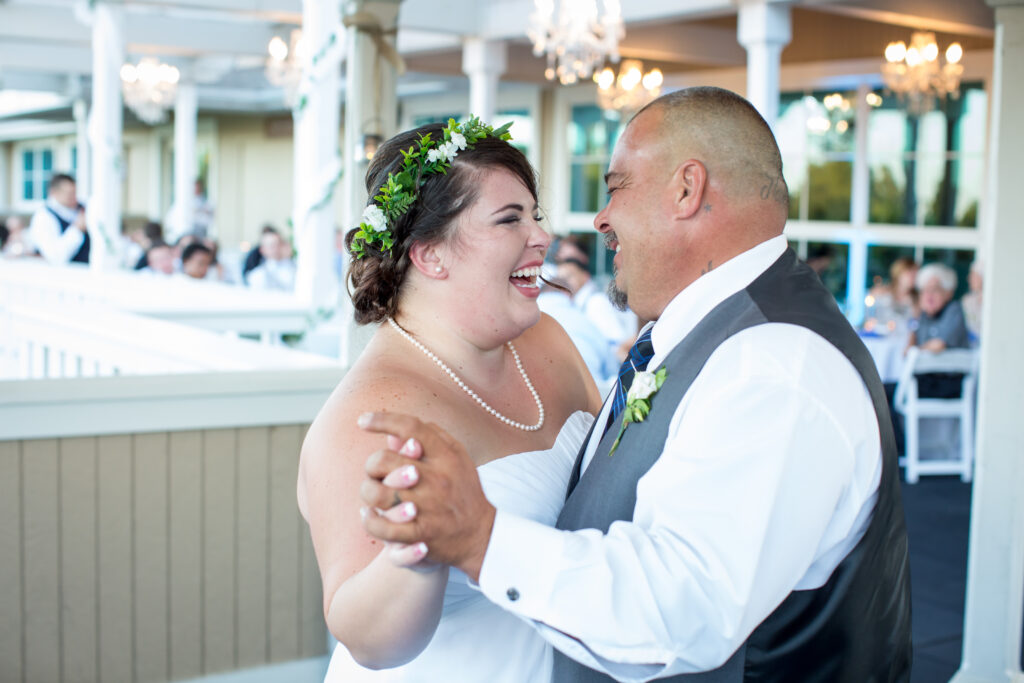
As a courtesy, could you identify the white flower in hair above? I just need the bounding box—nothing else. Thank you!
[442,140,459,162]
[362,204,388,232]
[426,147,443,163]
[450,131,467,150]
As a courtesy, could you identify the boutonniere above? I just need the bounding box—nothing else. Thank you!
[609,367,667,456]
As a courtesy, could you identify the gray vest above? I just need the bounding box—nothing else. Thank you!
[553,249,912,682]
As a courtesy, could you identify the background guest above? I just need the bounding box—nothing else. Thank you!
[125,220,164,270]
[2,215,34,257]
[906,262,970,402]
[27,173,89,265]
[537,273,617,390]
[865,256,919,335]
[180,242,215,280]
[139,242,175,275]
[961,258,983,343]
[241,224,279,284]
[246,227,295,292]
[554,236,636,351]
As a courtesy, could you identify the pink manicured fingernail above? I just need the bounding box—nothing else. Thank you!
[412,542,428,559]
[400,438,419,456]
[398,501,417,521]
[357,413,373,428]
[359,506,369,521]
[383,465,418,487]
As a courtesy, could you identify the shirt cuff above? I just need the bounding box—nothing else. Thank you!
[478,509,565,622]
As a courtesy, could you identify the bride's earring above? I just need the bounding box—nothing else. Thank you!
[435,266,443,274]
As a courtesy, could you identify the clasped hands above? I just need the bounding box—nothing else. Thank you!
[357,412,496,582]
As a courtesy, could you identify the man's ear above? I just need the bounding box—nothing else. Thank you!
[409,241,447,278]
[670,159,708,220]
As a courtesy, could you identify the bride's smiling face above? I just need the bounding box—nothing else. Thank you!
[441,166,551,340]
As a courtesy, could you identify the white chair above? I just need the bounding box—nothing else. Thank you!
[894,346,979,483]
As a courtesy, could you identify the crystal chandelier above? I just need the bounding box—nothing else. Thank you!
[266,29,305,105]
[527,0,624,85]
[882,31,963,115]
[594,59,662,114]
[120,58,179,125]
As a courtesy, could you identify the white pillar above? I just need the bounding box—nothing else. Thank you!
[846,83,871,326]
[172,80,197,240]
[462,38,507,123]
[340,0,401,366]
[736,0,791,131]
[952,2,1024,681]
[72,98,90,201]
[87,1,124,271]
[293,0,343,311]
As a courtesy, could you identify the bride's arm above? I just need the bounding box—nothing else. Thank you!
[298,378,450,669]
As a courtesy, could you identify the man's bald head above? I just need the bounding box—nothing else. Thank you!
[634,87,789,222]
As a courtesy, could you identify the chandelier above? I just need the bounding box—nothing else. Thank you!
[594,59,662,114]
[882,31,963,115]
[266,29,305,105]
[527,0,624,85]
[120,58,179,125]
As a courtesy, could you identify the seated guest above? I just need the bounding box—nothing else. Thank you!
[28,174,89,265]
[865,256,919,336]
[961,258,983,342]
[241,224,280,284]
[2,215,35,257]
[181,242,214,280]
[555,237,636,349]
[139,242,175,276]
[908,262,970,399]
[537,274,617,390]
[247,227,295,292]
[126,220,164,270]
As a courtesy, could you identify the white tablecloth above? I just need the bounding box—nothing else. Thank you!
[860,333,907,384]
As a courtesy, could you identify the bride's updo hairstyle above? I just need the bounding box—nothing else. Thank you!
[346,122,538,325]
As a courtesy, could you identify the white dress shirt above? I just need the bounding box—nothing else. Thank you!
[28,199,85,265]
[478,235,883,681]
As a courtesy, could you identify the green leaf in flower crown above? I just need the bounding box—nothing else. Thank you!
[491,122,513,140]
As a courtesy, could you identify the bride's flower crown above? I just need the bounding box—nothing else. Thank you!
[349,116,514,259]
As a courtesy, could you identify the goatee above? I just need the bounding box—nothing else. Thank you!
[607,277,628,311]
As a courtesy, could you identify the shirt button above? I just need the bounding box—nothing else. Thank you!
[506,587,520,602]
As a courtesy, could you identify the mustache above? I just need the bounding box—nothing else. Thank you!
[603,232,618,251]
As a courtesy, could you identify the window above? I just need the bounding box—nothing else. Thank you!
[867,84,985,227]
[568,105,626,213]
[21,148,54,201]
[777,90,856,222]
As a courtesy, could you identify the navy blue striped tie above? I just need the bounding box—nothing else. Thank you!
[603,328,655,436]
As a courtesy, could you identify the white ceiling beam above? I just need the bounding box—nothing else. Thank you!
[0,71,73,94]
[397,0,481,34]
[0,41,93,75]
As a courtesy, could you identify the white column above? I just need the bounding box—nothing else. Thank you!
[952,2,1024,682]
[72,98,90,201]
[172,80,197,240]
[340,0,401,366]
[736,0,791,131]
[292,0,343,312]
[846,83,871,326]
[87,1,124,271]
[462,38,507,123]
[147,134,163,220]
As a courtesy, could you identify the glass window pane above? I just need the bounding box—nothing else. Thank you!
[915,110,948,156]
[71,145,78,174]
[782,153,804,220]
[806,160,851,221]
[917,155,953,226]
[569,162,607,213]
[869,159,909,224]
[955,88,987,155]
[867,108,908,157]
[922,247,976,298]
[23,150,34,173]
[569,105,622,156]
[953,157,982,227]
[41,149,53,171]
[498,109,532,158]
[806,241,848,309]
[23,180,34,200]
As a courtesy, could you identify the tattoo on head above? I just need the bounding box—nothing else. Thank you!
[759,174,789,205]
[700,260,713,276]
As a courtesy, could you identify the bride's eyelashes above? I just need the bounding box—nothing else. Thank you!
[495,213,545,226]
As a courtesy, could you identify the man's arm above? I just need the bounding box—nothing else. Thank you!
[30,208,85,264]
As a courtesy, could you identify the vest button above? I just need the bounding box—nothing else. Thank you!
[506,587,520,602]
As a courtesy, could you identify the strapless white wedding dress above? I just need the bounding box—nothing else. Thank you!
[324,410,594,683]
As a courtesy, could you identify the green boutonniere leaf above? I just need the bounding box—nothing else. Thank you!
[609,367,668,456]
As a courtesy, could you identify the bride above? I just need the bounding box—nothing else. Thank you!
[296,118,602,681]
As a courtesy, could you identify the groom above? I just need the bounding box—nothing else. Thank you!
[359,87,912,681]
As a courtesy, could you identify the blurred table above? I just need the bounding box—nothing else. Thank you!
[859,331,907,384]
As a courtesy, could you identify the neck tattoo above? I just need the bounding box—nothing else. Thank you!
[387,318,545,432]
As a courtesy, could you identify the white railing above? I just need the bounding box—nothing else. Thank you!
[0,259,313,343]
[2,303,335,380]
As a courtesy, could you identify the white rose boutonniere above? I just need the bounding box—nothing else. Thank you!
[609,367,668,456]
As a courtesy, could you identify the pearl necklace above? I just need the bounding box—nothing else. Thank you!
[387,318,545,432]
